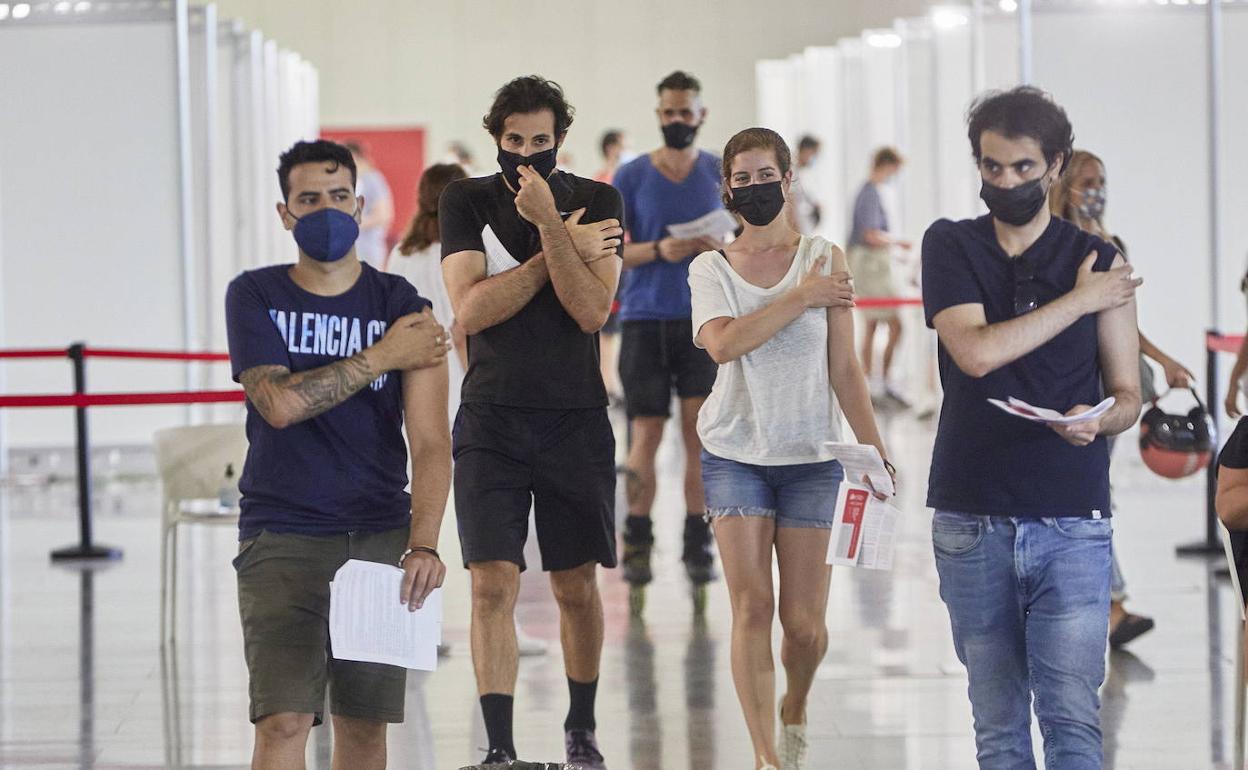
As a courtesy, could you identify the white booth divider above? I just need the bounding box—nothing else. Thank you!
[0,1,319,450]
[756,2,1247,412]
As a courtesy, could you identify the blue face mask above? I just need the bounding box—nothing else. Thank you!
[290,207,360,262]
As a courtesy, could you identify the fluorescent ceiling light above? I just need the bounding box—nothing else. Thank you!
[866,31,902,48]
[999,0,1018,10]
[12,2,30,18]
[932,6,970,29]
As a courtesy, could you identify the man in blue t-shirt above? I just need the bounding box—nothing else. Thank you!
[225,139,452,769]
[921,87,1143,769]
[611,70,731,602]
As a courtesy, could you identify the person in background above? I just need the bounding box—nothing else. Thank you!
[612,70,728,607]
[596,129,628,402]
[790,135,822,234]
[1224,278,1248,419]
[1049,148,1195,648]
[594,130,626,184]
[345,141,395,270]
[847,147,912,406]
[446,141,481,177]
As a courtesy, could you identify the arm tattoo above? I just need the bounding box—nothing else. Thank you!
[239,353,379,427]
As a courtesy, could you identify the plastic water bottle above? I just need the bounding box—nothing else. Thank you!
[218,463,241,512]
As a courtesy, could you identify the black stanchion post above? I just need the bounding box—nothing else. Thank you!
[1177,329,1223,557]
[51,343,122,562]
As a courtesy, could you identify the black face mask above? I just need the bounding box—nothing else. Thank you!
[729,181,786,227]
[497,146,558,192]
[661,122,699,150]
[979,172,1052,227]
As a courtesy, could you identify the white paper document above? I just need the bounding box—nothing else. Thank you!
[987,396,1116,425]
[329,559,442,671]
[826,483,901,571]
[823,442,895,497]
[666,208,739,242]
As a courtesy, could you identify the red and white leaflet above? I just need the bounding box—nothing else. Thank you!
[827,483,901,571]
[986,396,1115,425]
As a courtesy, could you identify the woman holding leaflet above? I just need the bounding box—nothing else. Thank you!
[688,127,893,770]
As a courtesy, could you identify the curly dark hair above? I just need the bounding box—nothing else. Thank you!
[483,75,575,139]
[967,85,1074,173]
[276,139,356,201]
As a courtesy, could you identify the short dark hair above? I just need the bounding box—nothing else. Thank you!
[276,139,356,201]
[966,85,1074,173]
[797,135,821,153]
[873,146,903,169]
[600,130,623,157]
[483,75,575,139]
[657,70,701,95]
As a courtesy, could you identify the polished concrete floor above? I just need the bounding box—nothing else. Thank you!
[0,408,1242,769]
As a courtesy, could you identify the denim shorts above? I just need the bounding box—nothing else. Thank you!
[700,449,844,529]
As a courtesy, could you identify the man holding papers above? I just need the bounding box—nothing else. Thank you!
[612,70,731,612]
[226,139,452,770]
[921,87,1142,770]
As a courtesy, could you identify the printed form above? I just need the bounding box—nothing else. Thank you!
[329,559,442,671]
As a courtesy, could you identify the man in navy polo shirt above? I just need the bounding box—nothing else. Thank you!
[921,87,1143,769]
[226,139,452,770]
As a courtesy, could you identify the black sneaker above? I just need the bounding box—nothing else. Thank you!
[622,519,654,586]
[565,729,607,770]
[681,517,717,584]
[481,747,515,766]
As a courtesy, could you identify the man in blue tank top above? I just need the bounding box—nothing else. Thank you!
[922,87,1143,769]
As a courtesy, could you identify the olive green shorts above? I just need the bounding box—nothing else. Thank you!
[233,526,409,725]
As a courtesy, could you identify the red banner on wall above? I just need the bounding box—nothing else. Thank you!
[321,126,426,258]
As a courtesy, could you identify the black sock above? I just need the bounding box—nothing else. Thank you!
[480,693,516,759]
[564,676,599,732]
[624,515,653,544]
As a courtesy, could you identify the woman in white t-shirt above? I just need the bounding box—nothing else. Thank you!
[387,163,469,421]
[688,128,894,770]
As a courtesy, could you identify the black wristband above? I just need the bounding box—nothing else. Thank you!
[653,239,662,259]
[399,545,440,566]
[882,459,897,477]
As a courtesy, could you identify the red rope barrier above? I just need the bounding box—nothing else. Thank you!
[0,348,68,359]
[0,390,245,409]
[855,297,924,309]
[1208,333,1246,355]
[80,347,231,362]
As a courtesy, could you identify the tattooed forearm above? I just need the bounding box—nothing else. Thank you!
[239,353,379,429]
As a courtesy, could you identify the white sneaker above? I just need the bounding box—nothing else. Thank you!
[516,622,548,657]
[778,698,808,770]
[759,758,779,770]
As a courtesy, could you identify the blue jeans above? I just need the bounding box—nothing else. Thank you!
[932,511,1112,770]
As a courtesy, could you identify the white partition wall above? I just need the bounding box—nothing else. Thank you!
[0,3,318,451]
[0,2,191,448]
[798,46,846,241]
[1034,7,1211,370]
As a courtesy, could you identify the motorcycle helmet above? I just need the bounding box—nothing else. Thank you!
[1139,387,1215,479]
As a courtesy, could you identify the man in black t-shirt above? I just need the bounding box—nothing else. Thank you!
[440,76,623,770]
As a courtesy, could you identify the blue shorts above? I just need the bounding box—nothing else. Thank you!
[700,450,844,529]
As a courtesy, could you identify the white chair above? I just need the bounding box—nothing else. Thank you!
[154,423,248,643]
[1220,521,1247,770]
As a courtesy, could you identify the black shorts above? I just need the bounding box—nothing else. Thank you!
[618,319,717,418]
[452,402,617,572]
